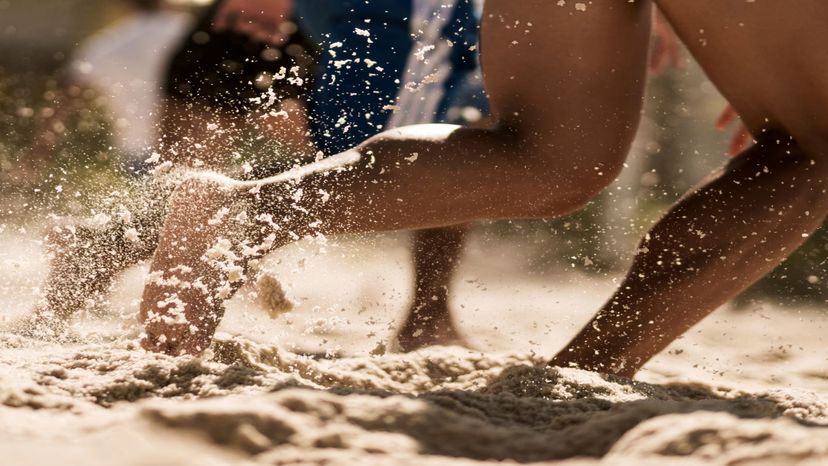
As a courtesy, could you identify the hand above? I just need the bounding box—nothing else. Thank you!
[649,9,681,77]
[716,105,753,156]
[213,0,294,45]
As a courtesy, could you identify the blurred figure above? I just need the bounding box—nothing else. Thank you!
[26,0,488,352]
[61,0,191,173]
[22,0,317,337]
[383,0,486,350]
[160,0,317,172]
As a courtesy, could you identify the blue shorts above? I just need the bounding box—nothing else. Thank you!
[295,0,487,154]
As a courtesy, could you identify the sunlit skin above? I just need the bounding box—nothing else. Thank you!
[397,226,468,351]
[208,0,477,351]
[160,0,473,350]
[141,1,828,378]
[213,0,293,46]
[30,0,470,350]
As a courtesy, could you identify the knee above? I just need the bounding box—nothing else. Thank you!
[564,156,626,209]
[513,135,628,218]
[495,109,636,216]
[509,161,624,219]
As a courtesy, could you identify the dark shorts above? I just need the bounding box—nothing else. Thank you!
[164,0,318,114]
[300,0,413,153]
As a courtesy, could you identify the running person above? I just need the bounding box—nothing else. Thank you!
[26,0,487,351]
[297,0,487,350]
[140,0,828,379]
[23,0,316,336]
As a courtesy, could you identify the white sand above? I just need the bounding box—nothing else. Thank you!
[0,231,826,465]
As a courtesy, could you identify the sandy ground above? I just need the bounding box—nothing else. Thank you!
[0,229,826,465]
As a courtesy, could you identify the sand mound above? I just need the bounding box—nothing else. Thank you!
[1,332,826,466]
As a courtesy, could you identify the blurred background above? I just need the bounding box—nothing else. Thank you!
[1,0,827,310]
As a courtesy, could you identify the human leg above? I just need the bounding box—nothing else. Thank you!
[140,0,654,355]
[26,174,180,337]
[26,0,317,337]
[26,95,260,338]
[552,0,828,376]
[552,134,828,376]
[396,226,467,351]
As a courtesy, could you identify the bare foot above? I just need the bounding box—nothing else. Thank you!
[394,306,472,352]
[140,173,250,356]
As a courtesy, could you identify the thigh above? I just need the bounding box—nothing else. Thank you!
[480,0,652,141]
[656,1,828,148]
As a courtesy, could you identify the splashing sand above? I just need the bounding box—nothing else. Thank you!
[1,231,827,465]
[0,331,826,466]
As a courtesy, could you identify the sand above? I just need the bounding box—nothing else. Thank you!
[0,230,826,465]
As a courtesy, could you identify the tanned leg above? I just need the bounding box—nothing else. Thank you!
[26,174,177,338]
[396,226,467,351]
[552,134,828,376]
[552,0,828,377]
[23,99,221,337]
[27,89,317,337]
[158,101,243,169]
[140,0,654,355]
[160,98,313,170]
